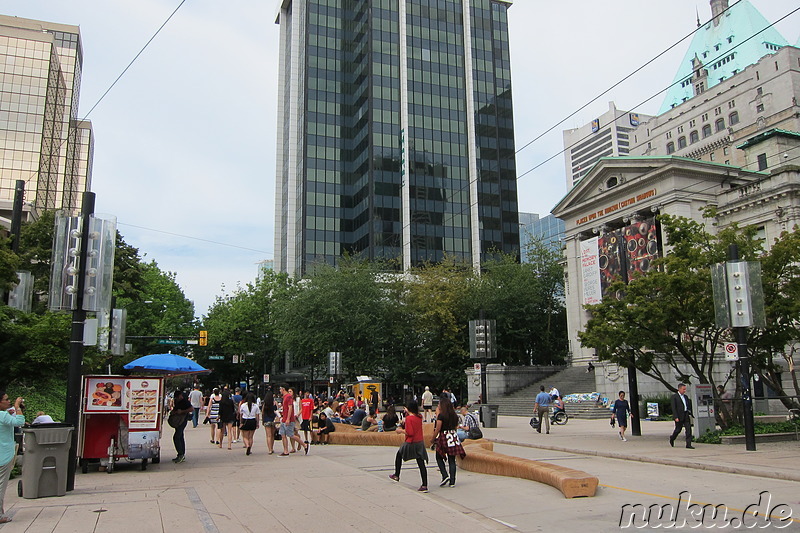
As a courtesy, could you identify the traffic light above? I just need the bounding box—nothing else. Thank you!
[199,330,208,346]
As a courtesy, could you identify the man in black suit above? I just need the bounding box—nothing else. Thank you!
[669,383,694,449]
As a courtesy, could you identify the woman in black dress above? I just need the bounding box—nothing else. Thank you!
[217,390,236,450]
[432,395,465,488]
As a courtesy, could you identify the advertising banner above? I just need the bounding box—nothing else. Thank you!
[580,237,601,305]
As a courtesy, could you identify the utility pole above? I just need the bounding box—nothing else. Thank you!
[727,244,757,451]
[65,192,95,490]
[627,350,642,436]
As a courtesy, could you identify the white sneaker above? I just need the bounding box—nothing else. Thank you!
[622,437,627,442]
[619,432,623,440]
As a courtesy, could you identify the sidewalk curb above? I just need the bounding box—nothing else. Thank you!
[489,439,800,483]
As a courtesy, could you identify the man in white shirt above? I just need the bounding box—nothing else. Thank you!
[188,386,204,428]
[549,386,560,401]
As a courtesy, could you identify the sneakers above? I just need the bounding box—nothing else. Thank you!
[388,474,399,482]
[439,475,450,487]
[418,486,429,493]
[622,437,627,442]
[619,432,624,440]
[449,480,456,487]
[172,455,185,463]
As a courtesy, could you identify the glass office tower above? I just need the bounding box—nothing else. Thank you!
[0,15,93,217]
[274,0,519,277]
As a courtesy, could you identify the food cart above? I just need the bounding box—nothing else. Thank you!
[79,375,164,473]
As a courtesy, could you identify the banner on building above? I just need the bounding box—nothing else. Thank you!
[580,237,602,305]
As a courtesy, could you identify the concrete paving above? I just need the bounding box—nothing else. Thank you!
[1,415,798,532]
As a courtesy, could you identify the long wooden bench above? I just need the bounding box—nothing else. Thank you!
[325,423,597,498]
[459,439,598,498]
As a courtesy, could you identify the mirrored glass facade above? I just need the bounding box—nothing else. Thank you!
[0,16,92,217]
[275,0,519,277]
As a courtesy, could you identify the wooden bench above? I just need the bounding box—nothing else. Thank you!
[325,423,597,498]
[459,439,598,498]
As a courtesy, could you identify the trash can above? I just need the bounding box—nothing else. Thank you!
[480,405,499,428]
[20,423,73,499]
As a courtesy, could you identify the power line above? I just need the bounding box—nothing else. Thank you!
[118,222,273,256]
[23,0,188,185]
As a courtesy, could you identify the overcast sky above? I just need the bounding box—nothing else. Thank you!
[4,0,798,316]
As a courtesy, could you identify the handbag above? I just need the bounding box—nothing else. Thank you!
[167,411,186,428]
[468,426,483,439]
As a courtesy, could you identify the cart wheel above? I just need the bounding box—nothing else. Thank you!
[17,480,22,497]
[141,458,148,471]
[81,459,89,474]
[152,453,160,464]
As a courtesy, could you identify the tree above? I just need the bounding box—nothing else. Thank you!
[579,213,800,427]
[469,248,567,365]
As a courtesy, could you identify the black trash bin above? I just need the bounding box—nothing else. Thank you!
[20,423,73,499]
[480,405,499,428]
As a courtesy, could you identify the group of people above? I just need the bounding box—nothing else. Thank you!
[171,384,357,462]
[389,393,467,493]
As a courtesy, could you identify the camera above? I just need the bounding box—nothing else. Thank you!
[19,399,25,411]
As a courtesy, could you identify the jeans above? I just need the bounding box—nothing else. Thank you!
[436,453,457,484]
[192,407,200,428]
[173,420,188,457]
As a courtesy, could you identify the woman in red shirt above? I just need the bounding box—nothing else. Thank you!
[388,400,428,492]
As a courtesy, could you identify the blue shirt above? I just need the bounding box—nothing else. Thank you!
[0,410,25,465]
[535,392,551,408]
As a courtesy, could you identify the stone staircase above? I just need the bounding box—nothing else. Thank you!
[491,366,610,419]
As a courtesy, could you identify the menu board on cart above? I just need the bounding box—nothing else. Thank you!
[84,377,127,412]
[128,378,162,429]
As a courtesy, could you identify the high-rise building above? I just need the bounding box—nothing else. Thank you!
[518,212,565,263]
[0,15,93,222]
[562,102,652,190]
[274,0,519,277]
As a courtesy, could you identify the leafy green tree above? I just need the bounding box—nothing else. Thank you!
[274,259,392,378]
[202,270,291,387]
[579,213,800,426]
[470,247,567,366]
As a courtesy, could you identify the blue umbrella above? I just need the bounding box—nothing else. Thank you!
[123,353,210,376]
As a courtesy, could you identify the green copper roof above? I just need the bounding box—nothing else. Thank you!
[659,1,789,114]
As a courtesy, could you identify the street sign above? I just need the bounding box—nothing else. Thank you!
[157,339,186,345]
[232,355,239,364]
[473,363,481,372]
[263,374,269,383]
[724,342,739,361]
[208,355,224,360]
[187,339,198,345]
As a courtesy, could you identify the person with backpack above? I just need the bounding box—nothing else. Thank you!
[457,405,482,442]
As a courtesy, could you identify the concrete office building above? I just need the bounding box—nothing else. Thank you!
[0,15,93,224]
[274,0,520,277]
[563,102,652,190]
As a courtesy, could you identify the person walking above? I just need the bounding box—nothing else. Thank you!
[188,385,203,428]
[300,391,315,445]
[205,388,222,444]
[421,386,434,423]
[217,390,236,450]
[388,400,428,492]
[231,388,243,444]
[611,391,632,441]
[432,396,465,488]
[670,383,694,449]
[534,386,551,434]
[239,392,260,455]
[170,389,192,463]
[0,392,25,524]
[261,392,278,455]
[278,385,308,456]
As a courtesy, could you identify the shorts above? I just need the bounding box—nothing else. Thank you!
[423,405,432,410]
[278,421,295,437]
[300,419,311,431]
[241,418,257,431]
[263,420,275,428]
